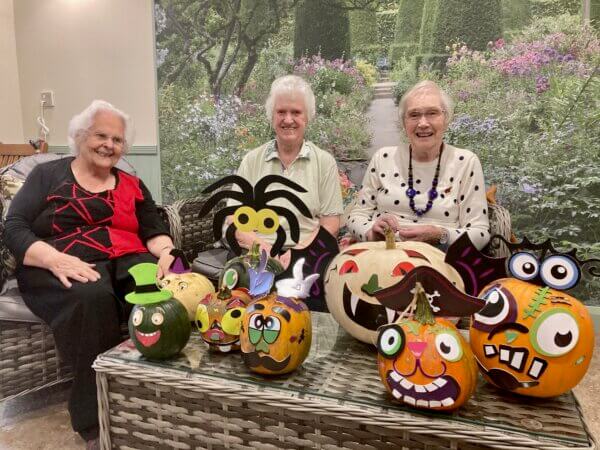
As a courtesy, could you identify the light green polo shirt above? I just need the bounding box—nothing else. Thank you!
[230,140,343,248]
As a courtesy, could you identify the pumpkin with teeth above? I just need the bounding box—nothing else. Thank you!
[470,278,594,397]
[377,284,478,410]
[240,293,311,375]
[129,298,191,360]
[324,234,465,344]
[195,287,252,352]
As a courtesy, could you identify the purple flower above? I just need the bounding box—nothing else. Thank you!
[521,183,537,194]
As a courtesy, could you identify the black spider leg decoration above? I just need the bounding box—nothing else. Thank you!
[261,189,312,218]
[269,204,302,242]
[271,227,287,257]
[212,205,240,241]
[225,223,242,255]
[254,175,308,199]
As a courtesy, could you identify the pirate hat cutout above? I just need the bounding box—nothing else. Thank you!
[169,248,191,274]
[125,263,173,304]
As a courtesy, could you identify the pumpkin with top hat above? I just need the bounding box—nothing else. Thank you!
[126,262,191,360]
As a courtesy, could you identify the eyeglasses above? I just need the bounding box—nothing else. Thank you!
[91,132,125,147]
[405,109,445,122]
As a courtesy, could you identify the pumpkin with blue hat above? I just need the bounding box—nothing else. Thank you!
[126,262,191,360]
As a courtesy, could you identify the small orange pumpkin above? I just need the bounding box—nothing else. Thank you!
[195,287,252,352]
[240,293,311,375]
[470,278,594,397]
[377,284,478,411]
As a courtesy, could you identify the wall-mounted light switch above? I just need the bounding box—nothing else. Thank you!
[41,90,55,107]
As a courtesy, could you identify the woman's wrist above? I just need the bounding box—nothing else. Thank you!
[159,245,175,256]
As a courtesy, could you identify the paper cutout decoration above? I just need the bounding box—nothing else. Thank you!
[198,175,313,256]
[377,283,478,411]
[247,250,276,298]
[276,258,320,299]
[448,234,600,397]
[195,288,252,353]
[220,242,284,290]
[275,226,339,303]
[126,263,191,360]
[158,250,216,321]
[240,261,317,375]
[324,235,480,345]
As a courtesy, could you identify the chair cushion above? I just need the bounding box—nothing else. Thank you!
[0,278,42,323]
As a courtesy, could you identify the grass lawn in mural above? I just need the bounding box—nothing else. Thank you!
[155,2,599,304]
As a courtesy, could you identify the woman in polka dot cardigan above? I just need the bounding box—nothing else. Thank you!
[348,80,490,251]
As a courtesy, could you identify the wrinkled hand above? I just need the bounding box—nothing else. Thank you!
[367,214,400,241]
[397,225,443,244]
[156,248,175,279]
[46,252,100,288]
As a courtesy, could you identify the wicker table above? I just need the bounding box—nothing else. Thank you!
[93,313,595,450]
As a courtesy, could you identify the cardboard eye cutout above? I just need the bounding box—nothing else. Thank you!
[199,174,313,256]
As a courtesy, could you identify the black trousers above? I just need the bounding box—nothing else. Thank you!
[16,252,156,436]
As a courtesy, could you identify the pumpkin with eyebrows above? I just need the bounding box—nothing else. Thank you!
[324,235,464,344]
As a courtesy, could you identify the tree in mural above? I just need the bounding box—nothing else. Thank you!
[156,0,298,96]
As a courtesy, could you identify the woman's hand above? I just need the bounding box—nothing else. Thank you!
[397,225,444,244]
[367,214,400,241]
[45,252,101,288]
[156,246,175,279]
[146,235,176,279]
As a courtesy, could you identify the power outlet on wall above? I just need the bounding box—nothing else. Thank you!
[40,90,55,107]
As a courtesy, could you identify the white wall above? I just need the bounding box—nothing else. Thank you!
[13,0,158,147]
[0,0,24,143]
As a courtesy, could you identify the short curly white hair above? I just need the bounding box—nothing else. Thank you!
[398,80,454,132]
[265,75,316,123]
[67,100,134,154]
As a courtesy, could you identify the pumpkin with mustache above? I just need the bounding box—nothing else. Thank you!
[324,232,473,345]
[377,284,478,410]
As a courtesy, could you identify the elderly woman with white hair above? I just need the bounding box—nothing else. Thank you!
[231,74,343,260]
[348,80,490,250]
[4,100,174,447]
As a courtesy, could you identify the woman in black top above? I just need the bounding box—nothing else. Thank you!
[4,100,174,448]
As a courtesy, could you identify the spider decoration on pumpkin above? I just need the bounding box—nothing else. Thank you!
[199,175,312,257]
[446,234,600,397]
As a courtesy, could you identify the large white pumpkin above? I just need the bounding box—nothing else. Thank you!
[324,240,464,344]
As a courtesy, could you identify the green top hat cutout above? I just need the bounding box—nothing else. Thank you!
[125,262,173,304]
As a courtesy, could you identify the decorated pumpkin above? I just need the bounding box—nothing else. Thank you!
[126,263,191,360]
[158,250,215,321]
[325,231,465,344]
[470,278,594,397]
[219,242,284,291]
[377,283,478,410]
[240,259,316,375]
[195,287,252,352]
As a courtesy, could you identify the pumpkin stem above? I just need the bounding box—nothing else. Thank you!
[384,227,396,250]
[414,282,436,325]
[218,286,232,300]
[249,241,260,266]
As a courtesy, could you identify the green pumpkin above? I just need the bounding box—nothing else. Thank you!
[128,298,191,360]
[219,242,284,290]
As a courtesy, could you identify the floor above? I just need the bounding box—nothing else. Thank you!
[1,332,598,449]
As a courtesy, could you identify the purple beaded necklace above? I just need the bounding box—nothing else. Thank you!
[405,144,443,217]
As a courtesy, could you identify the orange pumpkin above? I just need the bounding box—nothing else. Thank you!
[470,278,595,397]
[195,287,251,352]
[240,293,311,375]
[377,284,478,410]
[325,235,464,344]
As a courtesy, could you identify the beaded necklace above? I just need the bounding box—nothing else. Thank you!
[405,144,443,217]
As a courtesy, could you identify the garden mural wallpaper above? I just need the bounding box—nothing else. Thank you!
[154,0,600,304]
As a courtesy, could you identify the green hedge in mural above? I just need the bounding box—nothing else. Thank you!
[502,0,532,34]
[389,0,424,64]
[530,0,580,17]
[592,0,600,29]
[294,0,351,60]
[376,9,397,48]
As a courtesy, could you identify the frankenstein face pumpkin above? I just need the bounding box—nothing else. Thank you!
[325,240,464,344]
[129,299,191,360]
[470,278,594,397]
[195,288,251,352]
[377,286,478,410]
[240,294,311,375]
[159,272,215,321]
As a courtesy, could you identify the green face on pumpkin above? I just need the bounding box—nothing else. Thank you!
[128,299,191,360]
